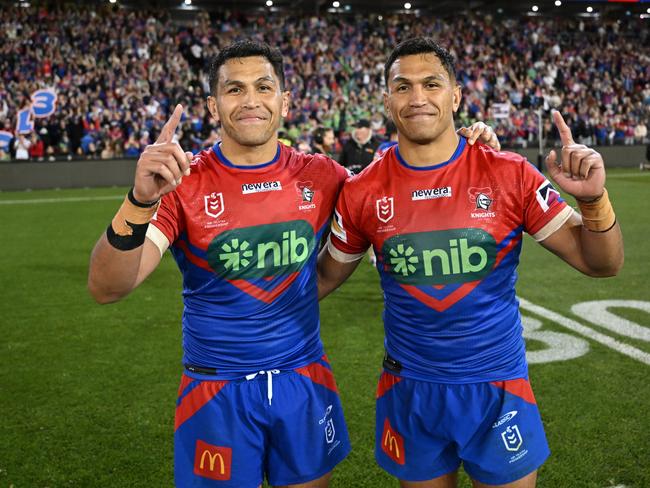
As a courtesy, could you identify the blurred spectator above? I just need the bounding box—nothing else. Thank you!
[338,119,380,172]
[311,126,337,159]
[14,134,31,160]
[29,132,45,160]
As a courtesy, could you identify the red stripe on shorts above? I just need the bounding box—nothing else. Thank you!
[295,362,338,393]
[376,371,403,399]
[175,380,228,431]
[490,378,537,405]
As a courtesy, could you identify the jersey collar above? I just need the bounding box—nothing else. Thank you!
[395,136,466,171]
[212,142,281,169]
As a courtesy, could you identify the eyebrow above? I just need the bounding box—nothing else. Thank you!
[222,76,276,86]
[390,74,448,85]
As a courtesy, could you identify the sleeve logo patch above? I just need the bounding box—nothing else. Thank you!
[535,180,561,212]
[331,209,347,242]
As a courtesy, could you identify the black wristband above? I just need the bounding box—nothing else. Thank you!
[127,187,159,208]
[106,222,149,251]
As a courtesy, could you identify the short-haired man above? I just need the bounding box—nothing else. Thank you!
[88,40,352,488]
[311,126,338,159]
[318,37,623,488]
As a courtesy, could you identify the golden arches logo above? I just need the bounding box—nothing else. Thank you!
[199,450,225,474]
[384,431,401,459]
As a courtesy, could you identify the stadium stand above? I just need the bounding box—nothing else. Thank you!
[0,3,648,161]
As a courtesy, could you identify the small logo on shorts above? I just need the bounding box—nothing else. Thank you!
[492,410,518,429]
[194,439,232,480]
[381,418,405,465]
[319,404,333,425]
[325,418,336,444]
[501,425,523,452]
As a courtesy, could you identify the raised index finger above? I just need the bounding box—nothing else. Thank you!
[552,110,574,146]
[155,104,183,144]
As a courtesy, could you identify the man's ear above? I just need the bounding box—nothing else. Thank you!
[452,83,462,113]
[281,91,290,118]
[207,96,220,123]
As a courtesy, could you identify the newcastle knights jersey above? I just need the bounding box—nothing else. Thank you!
[147,143,349,378]
[328,137,573,383]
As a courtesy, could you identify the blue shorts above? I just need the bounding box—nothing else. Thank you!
[174,357,350,487]
[375,372,550,485]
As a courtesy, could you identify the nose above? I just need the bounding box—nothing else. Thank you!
[241,88,261,108]
[408,85,427,107]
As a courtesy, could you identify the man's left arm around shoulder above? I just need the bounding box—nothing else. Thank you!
[317,237,365,300]
[537,111,623,277]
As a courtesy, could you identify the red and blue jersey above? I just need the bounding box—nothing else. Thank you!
[329,137,573,383]
[147,143,349,378]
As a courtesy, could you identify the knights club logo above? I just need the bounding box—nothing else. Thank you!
[296,181,315,202]
[204,192,224,218]
[468,187,493,210]
[376,196,394,223]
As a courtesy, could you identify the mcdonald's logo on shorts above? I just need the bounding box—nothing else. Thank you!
[194,439,232,480]
[381,418,405,465]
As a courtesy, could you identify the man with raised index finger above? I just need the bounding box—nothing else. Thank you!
[317,37,623,488]
[88,40,353,488]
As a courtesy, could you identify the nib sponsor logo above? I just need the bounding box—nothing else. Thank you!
[381,229,497,285]
[208,220,315,279]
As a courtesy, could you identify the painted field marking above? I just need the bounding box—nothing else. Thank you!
[520,298,650,366]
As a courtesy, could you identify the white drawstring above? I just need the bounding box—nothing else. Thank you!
[245,370,280,405]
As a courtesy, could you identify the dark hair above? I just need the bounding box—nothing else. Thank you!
[208,39,285,94]
[384,37,456,86]
[312,125,330,144]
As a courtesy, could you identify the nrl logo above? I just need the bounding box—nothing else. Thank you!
[376,196,394,223]
[501,425,523,452]
[204,192,224,218]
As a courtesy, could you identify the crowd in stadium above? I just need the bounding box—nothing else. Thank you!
[0,4,648,162]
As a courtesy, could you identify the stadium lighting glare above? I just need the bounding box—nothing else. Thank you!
[266,0,273,5]
[332,0,340,7]
[109,0,117,4]
[647,7,650,14]
[378,15,383,20]
[554,0,561,5]
[184,0,191,5]
[404,2,411,9]
[532,5,538,12]
[586,6,593,13]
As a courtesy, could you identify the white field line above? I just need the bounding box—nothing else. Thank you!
[606,172,650,178]
[519,298,650,366]
[0,195,123,205]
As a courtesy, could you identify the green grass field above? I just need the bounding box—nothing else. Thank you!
[1,169,649,487]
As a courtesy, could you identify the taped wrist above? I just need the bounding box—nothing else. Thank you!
[577,188,616,232]
[106,189,160,250]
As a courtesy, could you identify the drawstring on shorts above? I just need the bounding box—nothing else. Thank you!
[245,370,280,405]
